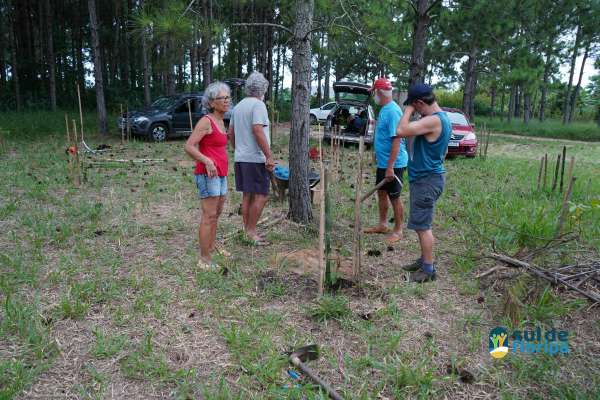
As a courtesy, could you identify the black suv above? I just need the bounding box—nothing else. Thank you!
[118,79,244,142]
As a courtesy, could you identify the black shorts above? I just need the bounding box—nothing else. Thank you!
[235,162,270,195]
[375,167,405,199]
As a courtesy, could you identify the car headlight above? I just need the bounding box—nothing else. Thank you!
[463,133,476,141]
[134,116,149,124]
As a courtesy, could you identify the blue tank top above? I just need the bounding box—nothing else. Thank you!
[407,111,451,182]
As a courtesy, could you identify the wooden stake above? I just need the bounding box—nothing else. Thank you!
[536,156,544,191]
[318,164,327,297]
[120,104,125,145]
[352,136,365,281]
[76,83,85,143]
[71,119,81,187]
[65,114,73,182]
[559,146,566,192]
[542,153,548,190]
[484,128,491,159]
[187,99,194,133]
[556,156,575,236]
[551,153,561,192]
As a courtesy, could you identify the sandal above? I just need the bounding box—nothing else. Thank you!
[197,259,220,271]
[364,226,390,234]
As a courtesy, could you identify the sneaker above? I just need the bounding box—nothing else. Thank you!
[402,258,422,272]
[409,269,436,283]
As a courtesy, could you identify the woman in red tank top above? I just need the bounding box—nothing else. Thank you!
[184,82,231,270]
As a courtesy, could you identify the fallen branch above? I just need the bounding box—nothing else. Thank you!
[475,265,507,279]
[489,253,600,303]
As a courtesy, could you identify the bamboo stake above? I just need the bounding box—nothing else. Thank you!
[484,127,491,159]
[187,99,194,133]
[71,119,81,187]
[542,153,548,190]
[559,146,566,192]
[65,114,73,183]
[556,156,575,236]
[352,136,365,281]
[536,156,544,191]
[76,83,84,143]
[318,165,327,297]
[551,153,561,192]
[120,104,125,145]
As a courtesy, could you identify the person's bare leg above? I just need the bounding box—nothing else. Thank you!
[389,197,404,237]
[241,192,253,230]
[365,191,390,233]
[416,229,434,264]
[377,190,389,227]
[246,193,269,239]
[199,197,220,263]
[210,196,227,252]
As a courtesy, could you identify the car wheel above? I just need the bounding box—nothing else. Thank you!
[149,123,168,142]
[310,114,317,125]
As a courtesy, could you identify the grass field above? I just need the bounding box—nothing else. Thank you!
[1,114,600,399]
[477,117,600,142]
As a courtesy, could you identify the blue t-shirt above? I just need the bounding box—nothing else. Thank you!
[407,111,452,182]
[374,101,407,169]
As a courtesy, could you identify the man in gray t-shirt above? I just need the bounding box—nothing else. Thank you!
[228,72,274,245]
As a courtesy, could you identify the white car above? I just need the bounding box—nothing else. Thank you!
[310,102,337,124]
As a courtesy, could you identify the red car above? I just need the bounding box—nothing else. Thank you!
[442,107,478,157]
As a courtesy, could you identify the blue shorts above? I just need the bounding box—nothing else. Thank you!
[195,174,227,199]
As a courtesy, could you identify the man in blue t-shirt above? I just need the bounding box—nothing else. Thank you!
[364,78,408,245]
[395,83,451,283]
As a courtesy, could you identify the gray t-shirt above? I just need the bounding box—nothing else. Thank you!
[231,97,270,163]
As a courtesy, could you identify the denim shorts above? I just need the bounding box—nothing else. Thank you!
[407,173,445,231]
[195,174,228,199]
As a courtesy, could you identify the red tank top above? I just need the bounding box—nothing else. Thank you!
[194,115,228,177]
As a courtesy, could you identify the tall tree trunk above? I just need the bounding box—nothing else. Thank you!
[462,46,478,120]
[408,0,434,85]
[264,9,274,101]
[190,42,197,90]
[507,85,516,123]
[514,85,520,117]
[323,40,330,104]
[201,0,213,88]
[563,24,581,124]
[523,92,531,124]
[9,11,22,111]
[274,42,281,102]
[88,0,108,135]
[0,13,5,90]
[568,42,589,123]
[316,33,324,106]
[142,34,151,106]
[43,0,56,111]
[539,38,555,122]
[289,0,314,223]
[490,84,496,118]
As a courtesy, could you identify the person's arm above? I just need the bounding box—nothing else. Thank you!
[252,124,274,171]
[227,124,235,149]
[184,117,218,177]
[396,105,441,138]
[385,137,401,181]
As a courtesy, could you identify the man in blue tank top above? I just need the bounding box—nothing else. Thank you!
[395,84,451,283]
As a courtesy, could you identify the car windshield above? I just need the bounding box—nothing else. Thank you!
[151,96,179,110]
[447,112,469,125]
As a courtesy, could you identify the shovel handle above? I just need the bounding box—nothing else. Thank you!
[360,175,403,203]
[291,356,344,400]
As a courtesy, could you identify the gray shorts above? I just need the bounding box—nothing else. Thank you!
[407,173,445,231]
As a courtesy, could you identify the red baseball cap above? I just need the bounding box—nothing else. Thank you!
[369,77,393,92]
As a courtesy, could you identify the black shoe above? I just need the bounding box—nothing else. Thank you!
[409,269,436,283]
[402,259,422,272]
